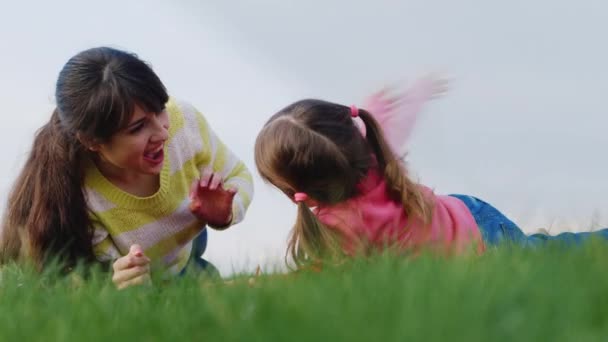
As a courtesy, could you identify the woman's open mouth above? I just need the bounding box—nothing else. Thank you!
[143,146,164,165]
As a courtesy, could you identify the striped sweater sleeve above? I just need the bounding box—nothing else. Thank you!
[188,103,254,227]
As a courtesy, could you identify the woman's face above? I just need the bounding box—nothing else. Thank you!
[94,104,170,178]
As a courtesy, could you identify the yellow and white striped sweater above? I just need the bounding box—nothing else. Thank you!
[85,98,253,275]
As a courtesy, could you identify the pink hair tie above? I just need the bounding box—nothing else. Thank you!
[350,104,367,137]
[350,105,359,117]
[294,192,308,203]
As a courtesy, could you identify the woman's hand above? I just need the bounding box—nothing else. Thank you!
[111,244,151,290]
[189,168,236,228]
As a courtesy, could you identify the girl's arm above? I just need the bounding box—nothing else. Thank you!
[362,74,448,156]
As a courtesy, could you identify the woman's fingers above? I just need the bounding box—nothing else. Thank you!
[199,168,213,187]
[112,264,150,286]
[116,273,152,290]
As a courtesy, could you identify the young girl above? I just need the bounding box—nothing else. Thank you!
[254,75,608,265]
[0,47,253,288]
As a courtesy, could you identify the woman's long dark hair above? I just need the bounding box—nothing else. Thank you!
[0,47,168,269]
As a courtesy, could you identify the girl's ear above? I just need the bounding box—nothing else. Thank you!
[76,132,101,152]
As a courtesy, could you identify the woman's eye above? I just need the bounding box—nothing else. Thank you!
[129,121,146,134]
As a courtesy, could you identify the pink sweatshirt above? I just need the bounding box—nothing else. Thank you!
[315,169,483,255]
[313,76,483,254]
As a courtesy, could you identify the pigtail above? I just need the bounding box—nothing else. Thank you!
[287,202,343,268]
[357,109,433,224]
[0,109,95,269]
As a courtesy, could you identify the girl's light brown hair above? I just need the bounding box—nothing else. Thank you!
[255,99,433,267]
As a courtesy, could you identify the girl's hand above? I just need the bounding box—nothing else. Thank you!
[364,73,449,116]
[112,244,151,290]
[409,72,450,100]
[189,168,236,228]
[363,87,402,117]
[362,73,450,155]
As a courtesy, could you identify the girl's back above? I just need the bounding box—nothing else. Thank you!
[315,168,482,255]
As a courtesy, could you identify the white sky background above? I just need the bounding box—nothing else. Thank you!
[0,0,607,275]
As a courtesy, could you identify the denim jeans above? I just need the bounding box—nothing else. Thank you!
[179,228,220,277]
[449,194,608,247]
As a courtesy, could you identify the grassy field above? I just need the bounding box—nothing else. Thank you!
[1,243,607,342]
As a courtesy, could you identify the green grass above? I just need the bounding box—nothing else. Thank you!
[1,243,607,342]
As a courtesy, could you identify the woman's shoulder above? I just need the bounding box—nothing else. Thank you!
[165,98,204,134]
[167,97,194,112]
[166,97,213,131]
